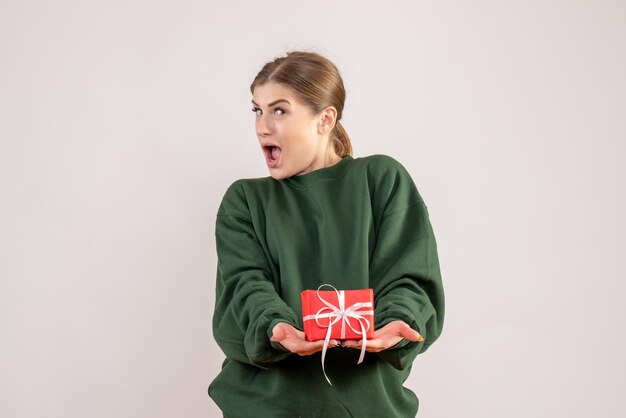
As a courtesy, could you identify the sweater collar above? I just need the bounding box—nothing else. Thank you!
[282,155,354,189]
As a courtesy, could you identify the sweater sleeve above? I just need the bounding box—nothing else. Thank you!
[368,157,445,370]
[212,181,300,369]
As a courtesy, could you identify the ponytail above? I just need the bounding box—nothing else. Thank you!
[332,121,353,157]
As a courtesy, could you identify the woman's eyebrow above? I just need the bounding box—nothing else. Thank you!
[251,99,291,107]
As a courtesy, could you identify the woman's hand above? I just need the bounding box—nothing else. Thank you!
[270,323,339,356]
[341,320,423,352]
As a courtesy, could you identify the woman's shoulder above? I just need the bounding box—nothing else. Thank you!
[217,177,273,217]
[356,153,406,167]
[225,176,272,191]
[354,153,412,178]
[354,153,423,206]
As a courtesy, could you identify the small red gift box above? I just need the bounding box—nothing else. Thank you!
[301,285,375,342]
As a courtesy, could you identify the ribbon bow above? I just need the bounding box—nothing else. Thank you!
[302,284,374,385]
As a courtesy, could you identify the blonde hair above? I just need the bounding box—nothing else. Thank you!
[250,51,353,157]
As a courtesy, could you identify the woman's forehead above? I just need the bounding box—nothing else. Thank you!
[252,82,299,106]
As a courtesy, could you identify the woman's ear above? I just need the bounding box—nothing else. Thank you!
[317,106,337,135]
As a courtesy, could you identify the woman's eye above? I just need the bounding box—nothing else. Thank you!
[251,107,285,117]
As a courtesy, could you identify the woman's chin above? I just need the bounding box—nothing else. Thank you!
[268,167,290,180]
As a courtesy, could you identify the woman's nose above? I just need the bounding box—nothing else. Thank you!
[256,114,272,136]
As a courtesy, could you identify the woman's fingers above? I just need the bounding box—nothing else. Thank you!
[270,323,339,355]
[296,340,325,355]
[402,327,423,342]
[341,321,424,352]
[397,322,424,342]
[270,324,287,342]
[290,337,339,356]
[343,337,399,352]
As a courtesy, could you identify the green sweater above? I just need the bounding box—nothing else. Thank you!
[209,154,444,418]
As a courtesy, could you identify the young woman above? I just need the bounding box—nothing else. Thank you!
[209,51,445,417]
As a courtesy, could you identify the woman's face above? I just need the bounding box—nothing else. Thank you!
[252,82,337,180]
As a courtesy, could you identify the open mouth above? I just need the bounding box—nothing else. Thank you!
[263,144,282,167]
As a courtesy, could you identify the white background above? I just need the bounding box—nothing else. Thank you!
[1,1,625,417]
